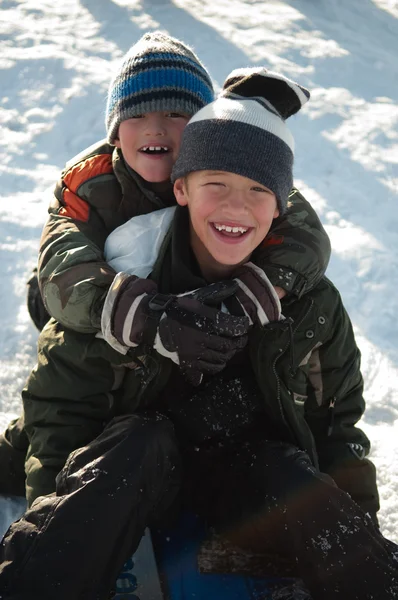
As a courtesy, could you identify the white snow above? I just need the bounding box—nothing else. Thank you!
[0,0,397,544]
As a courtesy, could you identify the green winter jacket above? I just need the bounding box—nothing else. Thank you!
[37,139,331,333]
[113,207,380,522]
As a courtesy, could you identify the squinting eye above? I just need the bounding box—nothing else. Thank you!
[251,186,268,193]
[130,114,144,119]
[167,112,187,118]
[205,182,225,188]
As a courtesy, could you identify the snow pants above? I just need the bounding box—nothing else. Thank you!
[0,412,397,600]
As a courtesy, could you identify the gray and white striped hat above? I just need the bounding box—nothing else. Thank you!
[171,67,310,215]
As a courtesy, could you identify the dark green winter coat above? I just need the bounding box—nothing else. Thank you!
[118,206,380,521]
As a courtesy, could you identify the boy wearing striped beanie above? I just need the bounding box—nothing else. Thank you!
[105,31,214,184]
[106,32,214,142]
[172,66,310,217]
[100,67,393,598]
[169,68,310,313]
[162,68,394,598]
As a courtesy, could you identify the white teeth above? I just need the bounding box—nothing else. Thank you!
[214,223,249,234]
[141,146,169,152]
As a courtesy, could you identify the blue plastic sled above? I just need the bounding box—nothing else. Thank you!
[114,513,296,600]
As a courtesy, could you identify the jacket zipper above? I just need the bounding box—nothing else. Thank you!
[327,396,336,436]
[271,298,315,448]
[273,297,315,386]
[135,354,160,405]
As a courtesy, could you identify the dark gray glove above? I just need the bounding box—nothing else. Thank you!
[102,274,250,385]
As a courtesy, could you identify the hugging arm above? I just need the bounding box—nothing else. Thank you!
[253,187,331,297]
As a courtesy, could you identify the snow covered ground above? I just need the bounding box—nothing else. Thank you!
[0,0,397,543]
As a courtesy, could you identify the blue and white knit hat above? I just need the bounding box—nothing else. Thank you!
[171,67,310,215]
[106,31,214,144]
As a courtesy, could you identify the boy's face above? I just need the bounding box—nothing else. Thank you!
[115,111,189,183]
[174,170,279,276]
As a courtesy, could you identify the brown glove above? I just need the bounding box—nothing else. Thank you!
[232,262,282,326]
[102,274,250,386]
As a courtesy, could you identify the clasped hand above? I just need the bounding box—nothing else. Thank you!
[106,263,282,386]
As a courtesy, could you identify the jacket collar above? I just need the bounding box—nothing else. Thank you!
[153,206,206,295]
[113,147,175,210]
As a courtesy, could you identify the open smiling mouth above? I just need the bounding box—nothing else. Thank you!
[139,146,170,155]
[210,222,253,240]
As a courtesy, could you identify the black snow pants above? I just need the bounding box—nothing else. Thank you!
[0,413,181,600]
[0,413,397,600]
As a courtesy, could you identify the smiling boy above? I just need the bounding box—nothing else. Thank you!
[175,170,279,279]
[114,111,189,185]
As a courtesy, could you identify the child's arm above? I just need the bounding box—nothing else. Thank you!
[38,204,115,334]
[226,189,330,328]
[37,145,128,334]
[253,187,331,297]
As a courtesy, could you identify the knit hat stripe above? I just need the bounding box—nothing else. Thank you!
[189,96,295,151]
[230,93,281,118]
[171,120,293,215]
[113,89,208,115]
[112,57,213,98]
[107,68,214,115]
[123,52,213,82]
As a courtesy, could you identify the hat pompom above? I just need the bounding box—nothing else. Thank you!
[223,67,310,120]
